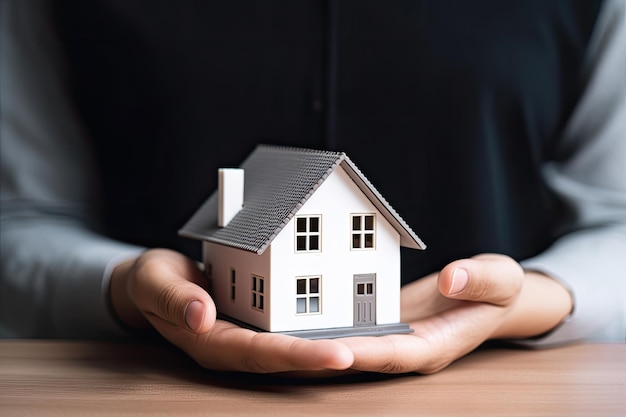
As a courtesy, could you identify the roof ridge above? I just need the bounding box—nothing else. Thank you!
[256,143,346,157]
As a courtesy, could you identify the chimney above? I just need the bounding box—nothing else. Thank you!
[218,168,244,227]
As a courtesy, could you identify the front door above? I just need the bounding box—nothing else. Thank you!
[353,274,376,326]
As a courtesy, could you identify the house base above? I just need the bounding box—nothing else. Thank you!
[278,323,415,339]
[217,314,414,339]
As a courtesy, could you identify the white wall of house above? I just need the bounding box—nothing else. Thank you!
[268,167,401,332]
[203,242,272,331]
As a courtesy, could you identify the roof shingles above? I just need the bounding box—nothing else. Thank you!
[179,145,425,253]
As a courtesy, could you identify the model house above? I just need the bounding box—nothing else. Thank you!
[179,145,426,339]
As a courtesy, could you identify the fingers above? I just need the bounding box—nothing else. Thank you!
[437,254,524,306]
[156,319,354,373]
[127,249,217,334]
[212,326,354,372]
[338,334,430,374]
[341,302,507,374]
[119,249,353,374]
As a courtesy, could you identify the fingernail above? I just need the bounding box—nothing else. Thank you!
[184,300,204,332]
[449,268,469,295]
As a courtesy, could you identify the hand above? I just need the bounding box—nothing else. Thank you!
[336,254,572,374]
[110,249,354,373]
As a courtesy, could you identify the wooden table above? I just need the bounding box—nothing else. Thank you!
[1,340,624,416]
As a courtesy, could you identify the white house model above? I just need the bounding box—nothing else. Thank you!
[179,145,426,339]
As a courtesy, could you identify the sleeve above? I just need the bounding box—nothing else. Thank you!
[0,0,144,338]
[519,0,626,345]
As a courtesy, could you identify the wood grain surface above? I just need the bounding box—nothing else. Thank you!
[1,340,624,416]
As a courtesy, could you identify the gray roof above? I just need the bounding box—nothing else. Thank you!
[179,145,426,254]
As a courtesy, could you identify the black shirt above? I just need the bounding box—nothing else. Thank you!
[50,0,602,283]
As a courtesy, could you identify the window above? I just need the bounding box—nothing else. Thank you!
[356,282,374,295]
[251,275,264,311]
[351,214,376,249]
[230,269,236,301]
[296,276,321,314]
[295,215,321,252]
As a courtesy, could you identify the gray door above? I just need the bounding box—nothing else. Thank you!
[354,274,376,326]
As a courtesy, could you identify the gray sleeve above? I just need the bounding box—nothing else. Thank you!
[519,0,626,345]
[0,0,143,338]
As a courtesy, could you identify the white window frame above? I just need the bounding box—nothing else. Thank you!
[251,275,265,311]
[351,213,376,250]
[296,275,321,315]
[295,215,322,253]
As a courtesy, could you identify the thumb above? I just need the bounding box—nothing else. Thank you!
[437,254,524,306]
[128,249,217,334]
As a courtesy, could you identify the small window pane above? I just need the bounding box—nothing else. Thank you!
[296,218,307,232]
[259,279,264,293]
[297,279,306,294]
[367,283,373,294]
[352,234,361,249]
[309,217,319,233]
[309,235,319,250]
[357,283,365,294]
[259,295,264,310]
[365,215,374,230]
[364,233,374,248]
[310,278,319,294]
[252,294,257,308]
[310,297,319,313]
[251,277,256,291]
[297,236,307,251]
[352,216,361,231]
[297,298,306,314]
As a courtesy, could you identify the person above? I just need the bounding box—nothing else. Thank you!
[1,0,624,374]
